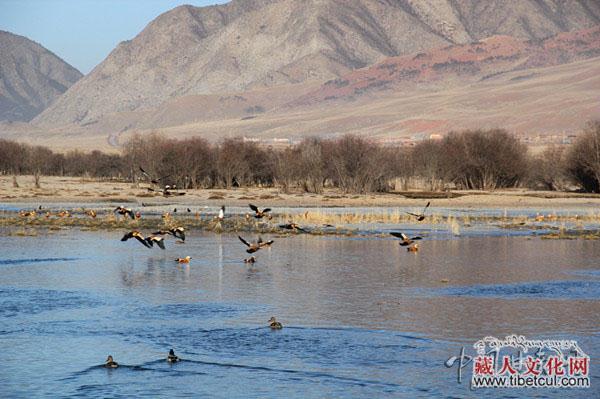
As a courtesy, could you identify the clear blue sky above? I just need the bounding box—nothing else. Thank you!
[0,0,228,74]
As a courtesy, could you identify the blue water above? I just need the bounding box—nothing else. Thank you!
[0,230,599,398]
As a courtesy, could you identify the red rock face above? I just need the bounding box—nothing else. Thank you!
[292,26,600,106]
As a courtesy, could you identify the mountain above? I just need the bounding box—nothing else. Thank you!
[0,31,82,122]
[291,25,600,106]
[33,0,600,127]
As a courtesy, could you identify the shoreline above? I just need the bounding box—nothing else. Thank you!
[3,176,600,211]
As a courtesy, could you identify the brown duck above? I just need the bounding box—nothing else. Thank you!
[121,231,152,248]
[238,236,274,253]
[405,202,430,222]
[249,204,272,219]
[390,232,423,246]
[114,206,135,219]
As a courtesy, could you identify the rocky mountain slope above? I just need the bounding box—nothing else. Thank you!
[33,0,600,127]
[0,31,82,122]
[291,25,600,105]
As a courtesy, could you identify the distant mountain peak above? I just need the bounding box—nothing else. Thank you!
[0,30,82,122]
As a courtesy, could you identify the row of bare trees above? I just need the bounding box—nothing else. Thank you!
[2,122,600,193]
[0,139,123,178]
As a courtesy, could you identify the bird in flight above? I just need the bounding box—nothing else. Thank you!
[238,235,274,253]
[405,201,430,221]
[153,227,185,242]
[121,231,152,248]
[279,222,306,232]
[114,206,135,219]
[139,166,171,186]
[146,235,166,250]
[249,204,272,219]
[390,232,423,246]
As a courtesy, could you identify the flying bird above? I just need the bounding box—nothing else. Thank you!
[249,204,272,219]
[405,201,431,222]
[114,206,135,219]
[121,231,152,248]
[146,235,166,250]
[279,222,306,232]
[139,166,171,185]
[238,235,274,253]
[153,227,185,242]
[390,232,423,246]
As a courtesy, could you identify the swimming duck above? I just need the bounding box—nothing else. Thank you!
[244,256,257,264]
[405,201,430,222]
[249,204,272,219]
[279,222,306,232]
[86,210,97,218]
[390,232,423,246]
[114,206,135,219]
[167,349,179,363]
[121,231,152,248]
[18,210,36,217]
[57,210,71,218]
[238,236,274,253]
[104,355,119,368]
[146,235,166,250]
[407,244,419,252]
[268,317,283,329]
[175,256,191,263]
[153,227,185,242]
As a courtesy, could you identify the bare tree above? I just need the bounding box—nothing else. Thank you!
[529,145,568,190]
[566,121,600,192]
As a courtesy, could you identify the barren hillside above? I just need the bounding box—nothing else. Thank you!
[32,0,600,127]
[0,31,82,122]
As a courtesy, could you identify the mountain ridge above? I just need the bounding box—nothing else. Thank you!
[32,0,600,127]
[0,30,82,122]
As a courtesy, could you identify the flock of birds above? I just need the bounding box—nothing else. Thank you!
[105,200,430,368]
[17,167,433,369]
[118,202,282,263]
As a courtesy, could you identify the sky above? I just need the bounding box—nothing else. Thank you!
[0,0,228,74]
